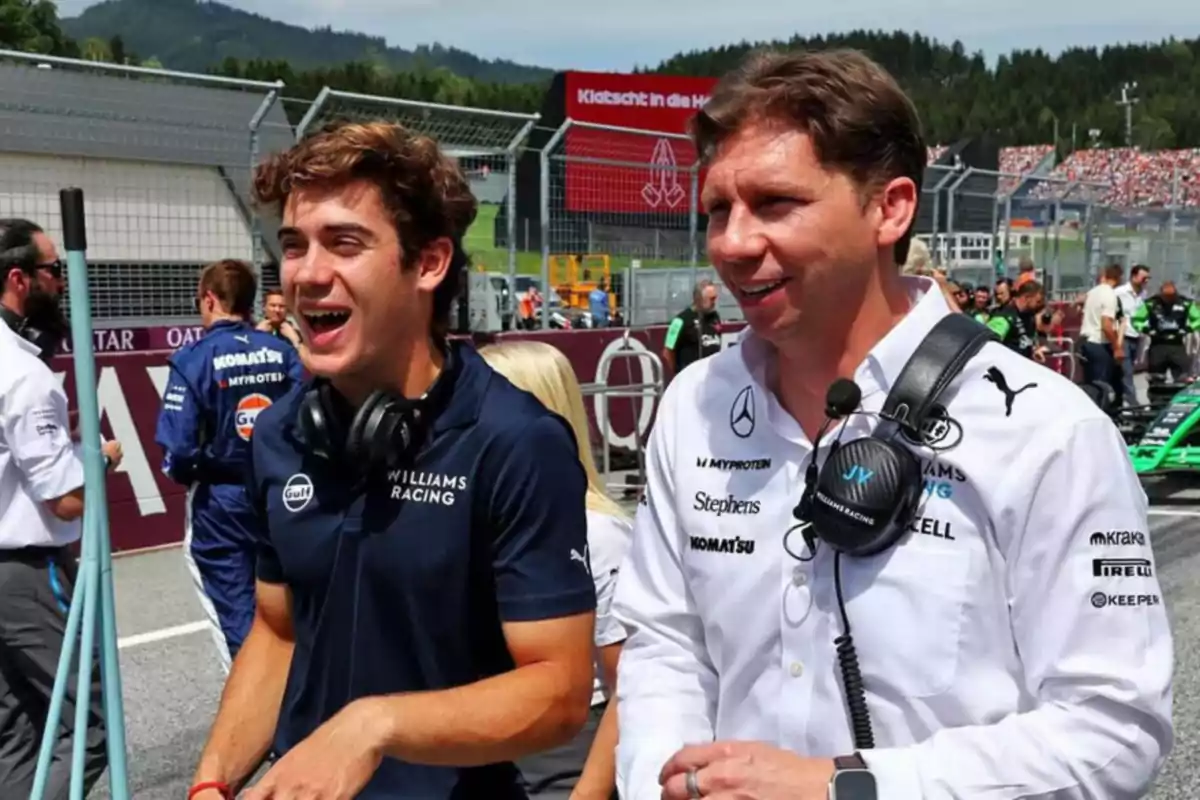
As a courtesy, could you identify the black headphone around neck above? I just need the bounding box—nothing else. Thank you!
[805,313,996,558]
[296,345,458,470]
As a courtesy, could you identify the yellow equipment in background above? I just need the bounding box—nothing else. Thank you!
[548,253,616,314]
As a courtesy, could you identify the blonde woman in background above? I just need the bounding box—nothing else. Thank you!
[902,237,961,311]
[479,341,630,800]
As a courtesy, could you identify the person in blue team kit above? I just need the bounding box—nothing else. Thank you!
[188,120,597,800]
[155,259,304,673]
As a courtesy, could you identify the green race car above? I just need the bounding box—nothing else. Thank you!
[1125,379,1200,476]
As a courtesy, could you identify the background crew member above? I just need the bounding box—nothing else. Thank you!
[986,279,1050,362]
[1132,280,1200,383]
[662,279,722,379]
[481,341,632,800]
[0,221,124,798]
[969,285,991,323]
[1080,264,1126,406]
[1116,264,1150,404]
[155,260,304,673]
[992,276,1013,311]
[189,120,597,800]
[613,49,1172,800]
[257,286,307,356]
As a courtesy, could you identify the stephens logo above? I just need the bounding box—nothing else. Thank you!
[282,473,314,513]
[693,491,761,517]
[730,386,756,438]
[234,393,272,441]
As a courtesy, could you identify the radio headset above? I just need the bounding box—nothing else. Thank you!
[295,344,458,471]
[791,313,995,749]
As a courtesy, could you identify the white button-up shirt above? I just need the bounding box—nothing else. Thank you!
[1115,282,1146,342]
[613,277,1173,799]
[0,320,84,549]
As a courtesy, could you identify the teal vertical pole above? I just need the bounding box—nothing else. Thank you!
[35,188,131,799]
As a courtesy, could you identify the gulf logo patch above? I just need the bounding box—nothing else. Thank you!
[235,393,272,441]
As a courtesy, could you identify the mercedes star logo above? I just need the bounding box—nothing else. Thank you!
[730,385,756,438]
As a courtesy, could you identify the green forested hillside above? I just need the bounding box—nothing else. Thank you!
[57,0,552,84]
[2,1,1198,149]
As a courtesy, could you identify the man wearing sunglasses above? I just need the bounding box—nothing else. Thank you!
[0,218,69,364]
[0,217,119,798]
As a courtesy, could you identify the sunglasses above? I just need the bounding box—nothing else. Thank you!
[37,260,64,280]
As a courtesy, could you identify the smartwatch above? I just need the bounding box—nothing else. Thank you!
[828,753,877,800]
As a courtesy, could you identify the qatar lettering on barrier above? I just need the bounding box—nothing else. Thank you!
[53,322,748,553]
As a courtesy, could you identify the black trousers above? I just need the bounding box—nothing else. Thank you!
[1148,342,1192,381]
[0,546,107,799]
[1081,340,1124,408]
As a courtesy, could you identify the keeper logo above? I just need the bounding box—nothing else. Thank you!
[1090,592,1160,609]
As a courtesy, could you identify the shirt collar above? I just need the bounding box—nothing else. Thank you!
[0,312,44,359]
[205,319,250,336]
[739,275,953,403]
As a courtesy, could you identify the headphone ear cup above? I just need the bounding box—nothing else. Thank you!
[810,437,923,557]
[297,383,341,460]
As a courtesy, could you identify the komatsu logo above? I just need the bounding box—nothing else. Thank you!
[212,348,284,371]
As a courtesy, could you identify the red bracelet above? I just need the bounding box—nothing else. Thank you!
[187,782,232,800]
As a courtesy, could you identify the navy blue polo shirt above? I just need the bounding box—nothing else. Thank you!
[245,342,596,799]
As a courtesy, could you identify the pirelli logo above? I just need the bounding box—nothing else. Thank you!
[1093,558,1153,578]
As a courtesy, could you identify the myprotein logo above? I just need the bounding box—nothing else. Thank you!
[696,456,771,471]
[693,491,760,517]
[1089,531,1147,547]
[282,473,314,513]
[730,386,756,438]
[1093,558,1153,578]
[222,371,286,388]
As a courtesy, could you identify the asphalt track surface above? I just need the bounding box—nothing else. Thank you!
[83,491,1200,800]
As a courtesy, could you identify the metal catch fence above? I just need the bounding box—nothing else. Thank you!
[295,87,538,320]
[0,48,289,325]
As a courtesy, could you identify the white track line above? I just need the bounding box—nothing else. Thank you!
[117,621,207,650]
[1148,509,1200,518]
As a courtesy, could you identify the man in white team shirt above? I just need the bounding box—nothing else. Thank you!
[1079,264,1126,407]
[0,220,123,798]
[611,49,1172,800]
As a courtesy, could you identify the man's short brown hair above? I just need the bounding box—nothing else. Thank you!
[691,48,927,264]
[263,286,284,301]
[252,120,479,339]
[199,259,257,318]
[1016,280,1044,298]
[1103,264,1124,283]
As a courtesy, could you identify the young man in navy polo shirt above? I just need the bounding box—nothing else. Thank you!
[188,120,598,800]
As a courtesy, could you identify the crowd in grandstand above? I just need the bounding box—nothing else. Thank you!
[928,143,1200,208]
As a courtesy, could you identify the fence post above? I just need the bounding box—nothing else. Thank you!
[506,119,537,315]
[295,86,333,142]
[248,80,285,316]
[689,165,700,267]
[540,119,572,330]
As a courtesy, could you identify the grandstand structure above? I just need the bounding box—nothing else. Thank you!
[919,139,1200,294]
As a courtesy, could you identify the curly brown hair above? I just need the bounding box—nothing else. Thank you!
[691,48,926,265]
[252,119,478,338]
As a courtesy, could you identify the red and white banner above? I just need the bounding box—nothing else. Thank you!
[563,71,718,215]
